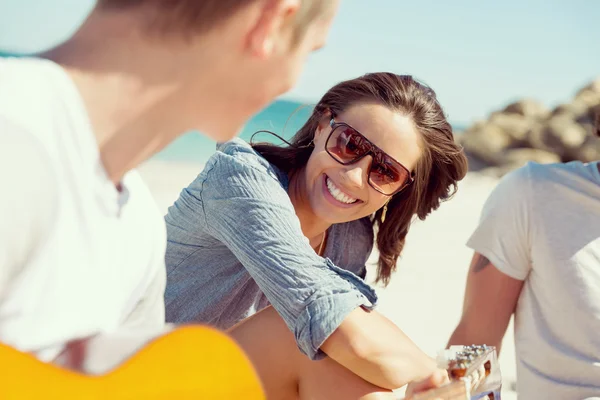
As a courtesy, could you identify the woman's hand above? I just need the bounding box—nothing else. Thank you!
[404,368,450,399]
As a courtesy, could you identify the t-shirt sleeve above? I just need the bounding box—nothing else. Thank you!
[466,164,533,280]
[191,149,378,360]
[119,264,166,332]
[0,117,58,293]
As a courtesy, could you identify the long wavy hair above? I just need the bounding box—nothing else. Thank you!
[252,73,468,285]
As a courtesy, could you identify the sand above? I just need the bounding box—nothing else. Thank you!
[138,160,517,399]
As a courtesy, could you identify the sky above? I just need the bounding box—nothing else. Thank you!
[1,0,598,125]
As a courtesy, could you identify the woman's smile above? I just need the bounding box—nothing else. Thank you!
[321,174,363,208]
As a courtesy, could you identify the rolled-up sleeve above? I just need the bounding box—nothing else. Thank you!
[195,151,377,360]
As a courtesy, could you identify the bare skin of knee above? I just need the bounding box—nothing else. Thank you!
[228,306,395,400]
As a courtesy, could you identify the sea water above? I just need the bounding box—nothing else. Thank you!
[152,99,314,164]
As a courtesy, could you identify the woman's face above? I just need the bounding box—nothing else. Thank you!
[303,102,422,224]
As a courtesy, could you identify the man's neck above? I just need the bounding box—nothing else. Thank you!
[43,11,211,185]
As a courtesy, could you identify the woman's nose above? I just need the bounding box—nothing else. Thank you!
[343,156,371,189]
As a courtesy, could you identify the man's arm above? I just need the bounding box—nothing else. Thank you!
[447,252,524,354]
[0,119,58,294]
[449,164,534,354]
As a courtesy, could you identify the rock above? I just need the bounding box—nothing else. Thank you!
[502,99,549,119]
[575,78,600,98]
[575,103,600,127]
[458,78,600,176]
[487,113,538,144]
[501,148,561,166]
[545,114,588,148]
[527,114,587,159]
[478,166,510,179]
[575,90,600,108]
[480,149,561,179]
[572,137,600,162]
[550,100,590,119]
[460,124,513,165]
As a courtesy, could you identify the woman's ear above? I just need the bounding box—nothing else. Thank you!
[314,109,332,140]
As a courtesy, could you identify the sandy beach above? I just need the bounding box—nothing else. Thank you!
[138,160,517,399]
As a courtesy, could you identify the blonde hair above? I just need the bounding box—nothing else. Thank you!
[97,0,329,40]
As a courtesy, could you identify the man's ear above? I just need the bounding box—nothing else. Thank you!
[245,0,301,59]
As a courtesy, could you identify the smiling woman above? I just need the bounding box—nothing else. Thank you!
[163,72,468,399]
[253,73,469,284]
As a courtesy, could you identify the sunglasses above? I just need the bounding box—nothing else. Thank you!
[325,118,414,196]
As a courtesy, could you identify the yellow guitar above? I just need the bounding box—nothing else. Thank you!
[0,326,265,399]
[406,345,502,400]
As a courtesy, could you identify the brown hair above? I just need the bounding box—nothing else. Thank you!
[253,73,469,285]
[596,108,600,137]
[96,0,327,39]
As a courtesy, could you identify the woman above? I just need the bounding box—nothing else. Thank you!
[165,73,468,399]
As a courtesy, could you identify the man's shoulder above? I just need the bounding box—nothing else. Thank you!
[497,161,580,193]
[0,57,75,149]
[485,161,599,222]
[508,161,599,190]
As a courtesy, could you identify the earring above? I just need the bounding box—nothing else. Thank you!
[301,139,314,149]
[381,202,389,223]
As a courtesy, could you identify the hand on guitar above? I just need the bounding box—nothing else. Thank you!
[402,345,502,400]
[405,368,450,399]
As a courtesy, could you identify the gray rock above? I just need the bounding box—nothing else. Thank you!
[573,138,600,162]
[501,148,561,166]
[487,113,538,144]
[460,124,513,165]
[459,78,600,176]
[502,99,549,119]
[551,100,590,119]
[545,114,588,149]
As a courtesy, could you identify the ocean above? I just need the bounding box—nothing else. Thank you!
[153,98,465,165]
[152,99,314,164]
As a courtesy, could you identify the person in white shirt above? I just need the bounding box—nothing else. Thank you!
[0,2,451,398]
[0,0,336,381]
[448,114,600,399]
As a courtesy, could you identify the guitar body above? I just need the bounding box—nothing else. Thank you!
[1,326,265,399]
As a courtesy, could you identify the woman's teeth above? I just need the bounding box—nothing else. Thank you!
[326,177,358,204]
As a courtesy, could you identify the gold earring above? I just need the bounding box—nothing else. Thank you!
[381,202,389,223]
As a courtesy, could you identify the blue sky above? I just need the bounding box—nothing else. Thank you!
[1,0,598,124]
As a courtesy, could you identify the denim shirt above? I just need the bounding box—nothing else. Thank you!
[164,138,378,360]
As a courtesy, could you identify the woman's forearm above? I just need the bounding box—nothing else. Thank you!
[321,307,438,390]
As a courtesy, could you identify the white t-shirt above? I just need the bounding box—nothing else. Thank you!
[468,161,600,399]
[0,57,167,367]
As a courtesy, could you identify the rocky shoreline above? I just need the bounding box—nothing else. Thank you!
[458,78,600,177]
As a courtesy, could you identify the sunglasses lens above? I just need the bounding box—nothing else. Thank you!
[326,123,412,195]
[368,154,410,195]
[326,125,371,163]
